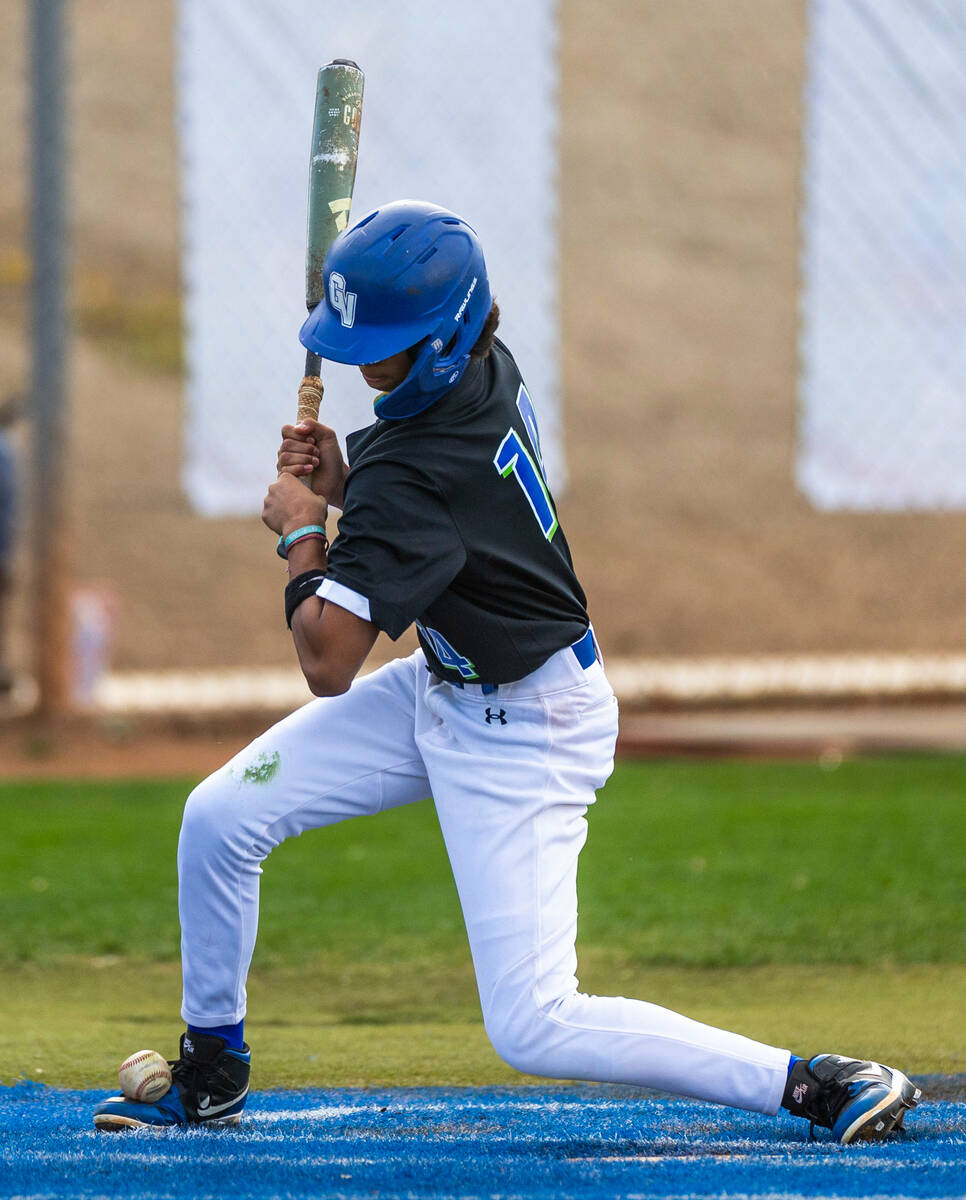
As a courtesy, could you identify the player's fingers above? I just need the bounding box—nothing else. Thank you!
[296,418,336,440]
[278,451,317,466]
[277,440,320,476]
[281,423,318,445]
[282,420,336,443]
[279,437,320,460]
[265,472,303,502]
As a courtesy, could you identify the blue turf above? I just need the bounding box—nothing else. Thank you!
[1,1080,963,1199]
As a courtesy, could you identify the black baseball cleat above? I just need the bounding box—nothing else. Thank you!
[783,1053,921,1143]
[93,1032,250,1131]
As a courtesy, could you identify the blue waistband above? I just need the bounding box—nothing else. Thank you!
[444,628,597,694]
[571,626,597,670]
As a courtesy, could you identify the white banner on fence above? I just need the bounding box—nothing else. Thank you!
[176,0,560,516]
[798,0,966,510]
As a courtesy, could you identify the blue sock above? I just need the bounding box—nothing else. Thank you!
[188,1021,245,1051]
[787,1053,803,1076]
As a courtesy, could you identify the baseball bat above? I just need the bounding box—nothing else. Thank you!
[298,59,364,425]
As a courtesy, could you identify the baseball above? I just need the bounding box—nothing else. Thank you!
[118,1049,172,1103]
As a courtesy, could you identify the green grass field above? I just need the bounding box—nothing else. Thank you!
[1,755,963,1087]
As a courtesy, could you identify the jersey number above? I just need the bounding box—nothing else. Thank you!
[418,622,478,679]
[492,385,558,541]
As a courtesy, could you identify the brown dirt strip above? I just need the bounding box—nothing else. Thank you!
[2,703,966,779]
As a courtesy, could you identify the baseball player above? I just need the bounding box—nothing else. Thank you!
[94,201,920,1141]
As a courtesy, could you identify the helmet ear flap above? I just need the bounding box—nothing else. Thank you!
[374,336,450,420]
[439,297,480,359]
[433,272,492,374]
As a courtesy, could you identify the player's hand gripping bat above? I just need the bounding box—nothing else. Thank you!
[297,59,364,427]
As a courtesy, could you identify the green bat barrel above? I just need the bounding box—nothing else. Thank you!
[305,59,364,314]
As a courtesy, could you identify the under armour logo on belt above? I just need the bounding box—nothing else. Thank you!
[485,707,507,725]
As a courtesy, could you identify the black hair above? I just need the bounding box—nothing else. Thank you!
[470,300,500,358]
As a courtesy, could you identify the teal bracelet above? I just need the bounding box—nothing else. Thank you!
[276,524,327,560]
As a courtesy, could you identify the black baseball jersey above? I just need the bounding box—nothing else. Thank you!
[324,340,589,684]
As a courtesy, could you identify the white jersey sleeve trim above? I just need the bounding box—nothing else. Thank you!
[317,577,372,623]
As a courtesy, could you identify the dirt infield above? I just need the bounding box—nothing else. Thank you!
[3,701,966,779]
[3,1,966,681]
[0,716,257,780]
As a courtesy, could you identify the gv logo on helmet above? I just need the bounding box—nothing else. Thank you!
[328,271,357,328]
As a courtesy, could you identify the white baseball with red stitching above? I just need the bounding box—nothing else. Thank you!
[118,1050,172,1103]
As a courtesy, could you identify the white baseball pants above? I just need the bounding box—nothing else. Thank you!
[178,646,789,1114]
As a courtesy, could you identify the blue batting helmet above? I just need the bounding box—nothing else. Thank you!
[299,199,492,420]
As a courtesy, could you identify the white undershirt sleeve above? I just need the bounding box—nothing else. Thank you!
[316,577,372,623]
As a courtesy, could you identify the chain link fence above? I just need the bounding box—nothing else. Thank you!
[3,0,966,711]
[176,0,561,517]
[799,0,966,510]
